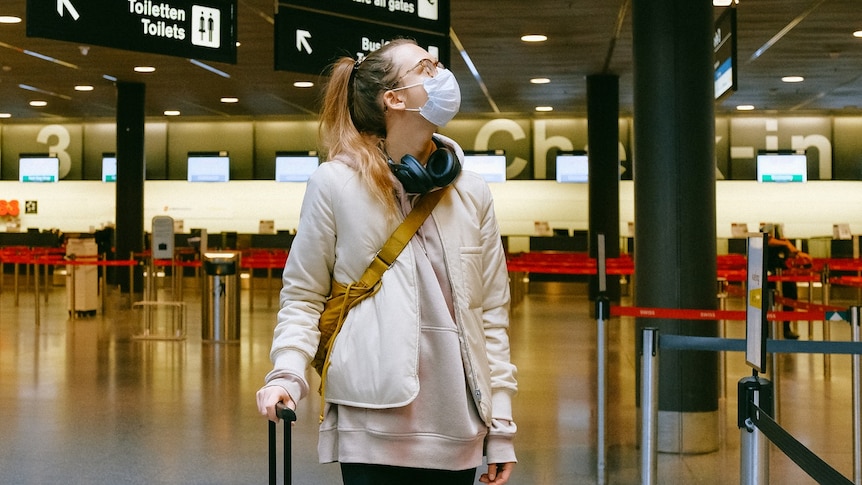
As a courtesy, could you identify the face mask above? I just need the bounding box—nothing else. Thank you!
[392,68,461,127]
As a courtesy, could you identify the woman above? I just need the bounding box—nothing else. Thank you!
[256,39,518,485]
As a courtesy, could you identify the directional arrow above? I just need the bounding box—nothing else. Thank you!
[296,30,312,54]
[56,0,80,20]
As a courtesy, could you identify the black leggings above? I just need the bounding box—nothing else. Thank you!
[340,463,477,485]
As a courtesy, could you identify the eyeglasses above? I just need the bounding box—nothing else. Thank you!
[394,58,444,86]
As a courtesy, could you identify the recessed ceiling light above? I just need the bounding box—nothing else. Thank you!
[220,97,239,103]
[164,110,181,116]
[854,30,862,38]
[293,81,314,88]
[530,78,551,84]
[0,16,22,23]
[134,66,156,73]
[535,106,554,112]
[736,105,755,111]
[74,85,94,92]
[521,34,547,43]
[30,100,47,107]
[0,113,12,118]
[781,76,804,83]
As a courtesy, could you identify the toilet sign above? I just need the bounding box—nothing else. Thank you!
[26,0,237,64]
[275,0,450,76]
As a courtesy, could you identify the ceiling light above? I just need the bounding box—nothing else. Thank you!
[521,34,547,43]
[781,76,804,83]
[0,16,22,23]
[30,100,47,107]
[293,81,314,88]
[0,113,11,118]
[74,85,94,92]
[535,106,554,112]
[854,30,862,38]
[134,66,156,73]
[220,97,239,103]
[164,110,180,116]
[530,77,551,84]
[736,105,755,111]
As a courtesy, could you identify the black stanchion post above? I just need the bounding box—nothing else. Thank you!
[739,374,773,485]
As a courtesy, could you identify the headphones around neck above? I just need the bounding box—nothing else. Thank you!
[388,139,462,194]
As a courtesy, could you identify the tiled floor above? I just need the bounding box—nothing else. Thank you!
[0,272,859,484]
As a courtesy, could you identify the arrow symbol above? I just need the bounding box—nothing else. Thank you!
[296,30,312,54]
[57,0,80,20]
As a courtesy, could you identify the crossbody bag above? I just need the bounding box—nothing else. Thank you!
[310,187,448,420]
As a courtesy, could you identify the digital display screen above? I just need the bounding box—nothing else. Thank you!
[275,152,319,182]
[188,153,230,182]
[556,152,589,183]
[714,8,737,100]
[463,150,506,183]
[102,154,117,182]
[756,152,807,183]
[19,156,59,183]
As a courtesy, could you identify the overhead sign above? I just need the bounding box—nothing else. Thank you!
[26,0,237,64]
[275,1,450,76]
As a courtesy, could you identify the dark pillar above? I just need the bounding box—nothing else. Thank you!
[587,74,621,301]
[632,0,719,453]
[115,82,146,293]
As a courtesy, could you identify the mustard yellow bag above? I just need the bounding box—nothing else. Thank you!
[309,188,447,421]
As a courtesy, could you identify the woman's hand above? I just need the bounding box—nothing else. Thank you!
[256,385,295,422]
[479,462,515,484]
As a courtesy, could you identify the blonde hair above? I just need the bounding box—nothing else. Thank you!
[318,39,417,215]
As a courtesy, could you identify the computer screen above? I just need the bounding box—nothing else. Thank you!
[756,151,807,183]
[275,151,319,182]
[102,153,117,182]
[462,150,506,183]
[19,154,59,183]
[555,151,588,183]
[188,152,230,182]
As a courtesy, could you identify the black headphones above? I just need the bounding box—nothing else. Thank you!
[388,139,461,194]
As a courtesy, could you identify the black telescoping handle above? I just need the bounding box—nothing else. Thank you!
[268,402,298,485]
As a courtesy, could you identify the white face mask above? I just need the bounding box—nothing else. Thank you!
[391,68,462,127]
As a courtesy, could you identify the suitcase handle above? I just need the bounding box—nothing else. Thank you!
[269,402,298,485]
[276,402,297,423]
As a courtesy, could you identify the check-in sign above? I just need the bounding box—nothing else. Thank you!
[26,0,237,64]
[275,1,450,76]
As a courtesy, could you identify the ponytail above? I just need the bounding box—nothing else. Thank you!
[318,39,417,216]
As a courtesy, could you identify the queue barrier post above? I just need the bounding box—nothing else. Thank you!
[852,306,862,485]
[595,294,610,485]
[739,374,773,485]
[640,327,658,485]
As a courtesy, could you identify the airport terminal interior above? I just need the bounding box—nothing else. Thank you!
[2,257,861,484]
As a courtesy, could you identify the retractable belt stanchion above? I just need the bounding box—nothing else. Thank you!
[852,306,862,485]
[34,256,40,326]
[640,327,658,485]
[718,278,728,399]
[595,233,609,485]
[823,265,833,379]
[739,374,773,485]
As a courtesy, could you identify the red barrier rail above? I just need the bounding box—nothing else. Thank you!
[612,305,833,323]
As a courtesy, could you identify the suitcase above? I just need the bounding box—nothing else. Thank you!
[268,402,298,485]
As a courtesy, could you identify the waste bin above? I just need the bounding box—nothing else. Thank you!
[202,251,241,343]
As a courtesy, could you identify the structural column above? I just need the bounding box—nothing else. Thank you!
[115,82,146,293]
[587,74,621,301]
[632,0,719,452]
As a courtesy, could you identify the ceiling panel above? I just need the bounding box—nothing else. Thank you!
[0,0,859,121]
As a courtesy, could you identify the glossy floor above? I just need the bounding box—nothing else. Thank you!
[0,275,858,484]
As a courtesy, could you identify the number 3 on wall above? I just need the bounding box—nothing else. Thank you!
[37,125,72,178]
